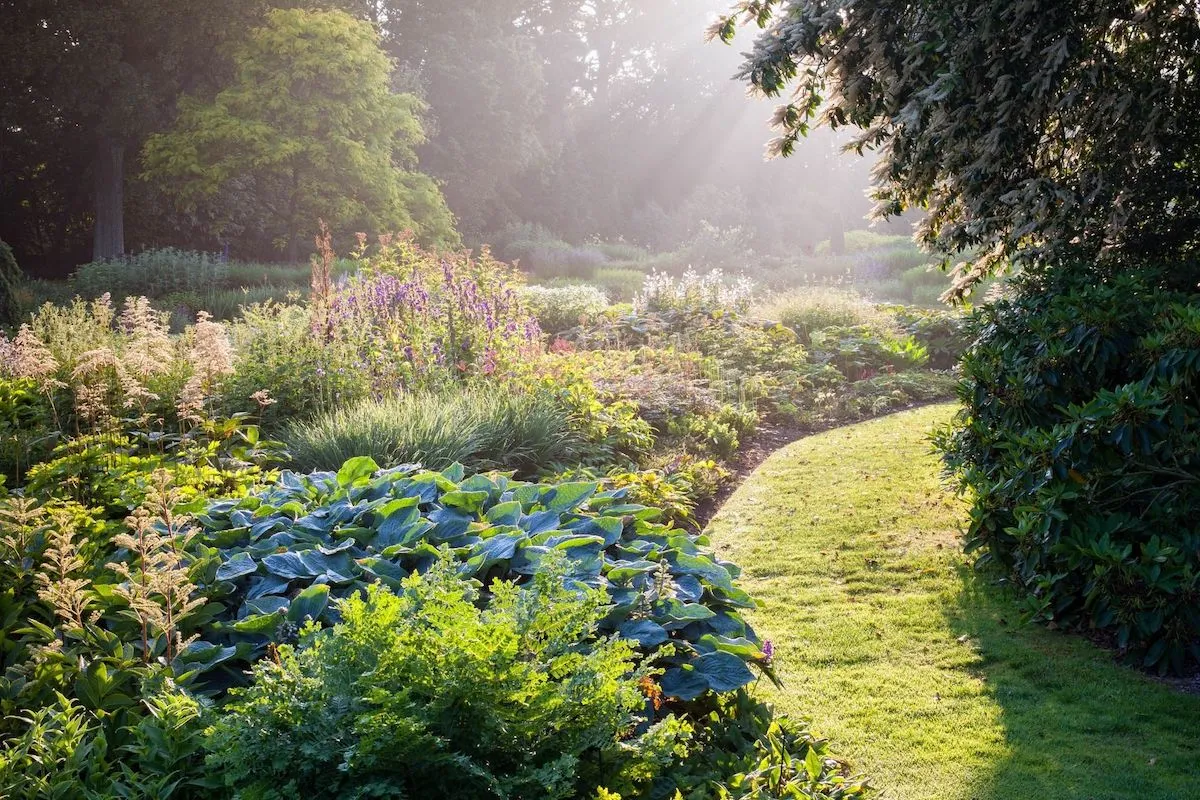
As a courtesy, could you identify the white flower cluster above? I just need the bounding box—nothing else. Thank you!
[633,267,755,315]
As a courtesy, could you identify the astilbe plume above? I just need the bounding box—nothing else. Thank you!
[35,512,95,630]
[0,497,46,583]
[119,296,174,380]
[9,324,62,389]
[72,347,157,419]
[106,469,203,662]
[178,311,235,423]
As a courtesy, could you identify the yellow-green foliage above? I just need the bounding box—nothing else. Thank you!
[142,8,457,253]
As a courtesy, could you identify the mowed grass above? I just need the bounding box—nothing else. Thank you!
[707,404,1200,800]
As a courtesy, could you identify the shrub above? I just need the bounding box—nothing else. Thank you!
[184,461,771,694]
[592,241,648,262]
[223,302,369,427]
[754,288,890,345]
[321,239,541,393]
[0,377,55,483]
[809,324,928,380]
[667,691,870,800]
[519,284,609,334]
[852,246,932,281]
[936,269,1200,673]
[0,240,22,326]
[592,266,649,302]
[204,561,683,800]
[634,269,754,316]
[71,248,231,300]
[283,389,584,474]
[891,307,969,370]
[504,236,608,280]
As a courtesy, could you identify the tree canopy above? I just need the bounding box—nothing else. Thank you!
[714,1,1200,291]
[141,9,456,261]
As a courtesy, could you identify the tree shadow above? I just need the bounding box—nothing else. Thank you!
[941,565,1200,800]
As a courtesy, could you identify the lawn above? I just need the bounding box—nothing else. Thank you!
[707,404,1200,800]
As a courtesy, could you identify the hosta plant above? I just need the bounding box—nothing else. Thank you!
[184,459,774,698]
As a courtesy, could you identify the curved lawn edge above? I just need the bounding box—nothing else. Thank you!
[706,404,1200,800]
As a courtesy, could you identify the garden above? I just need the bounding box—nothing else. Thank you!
[0,227,963,797]
[2,1,1199,799]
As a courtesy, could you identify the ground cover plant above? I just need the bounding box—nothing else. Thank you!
[710,405,1200,799]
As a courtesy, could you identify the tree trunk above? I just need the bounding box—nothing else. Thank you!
[92,136,125,261]
[829,215,846,256]
[286,166,300,263]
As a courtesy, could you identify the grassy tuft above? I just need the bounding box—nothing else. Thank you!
[283,388,584,475]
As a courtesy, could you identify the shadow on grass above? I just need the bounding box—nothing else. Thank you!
[942,564,1200,800]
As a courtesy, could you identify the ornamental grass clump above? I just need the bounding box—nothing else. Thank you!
[283,388,584,474]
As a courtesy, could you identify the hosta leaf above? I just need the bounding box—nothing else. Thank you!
[605,560,659,584]
[692,651,755,693]
[263,551,314,580]
[668,551,735,592]
[541,482,597,513]
[485,500,523,526]
[298,551,357,584]
[655,599,716,629]
[618,619,670,647]
[440,490,490,514]
[288,584,330,622]
[337,456,379,487]
[242,596,289,618]
[216,552,258,581]
[246,574,291,600]
[698,634,764,661]
[227,610,285,636]
[659,666,708,700]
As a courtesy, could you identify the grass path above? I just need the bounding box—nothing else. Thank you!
[707,404,1200,800]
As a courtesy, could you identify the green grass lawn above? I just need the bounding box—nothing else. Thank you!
[707,404,1200,800]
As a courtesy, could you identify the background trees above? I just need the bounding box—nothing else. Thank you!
[3,0,879,275]
[142,9,456,261]
[0,0,277,272]
[713,0,1200,291]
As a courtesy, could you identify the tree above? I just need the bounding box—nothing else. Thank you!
[0,0,280,269]
[142,8,457,262]
[713,1,1200,291]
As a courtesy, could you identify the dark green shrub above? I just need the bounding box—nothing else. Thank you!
[283,389,585,474]
[222,302,371,427]
[0,378,56,483]
[592,266,648,302]
[71,249,231,300]
[755,288,890,345]
[892,307,969,370]
[809,324,928,380]
[204,561,684,800]
[936,270,1200,673]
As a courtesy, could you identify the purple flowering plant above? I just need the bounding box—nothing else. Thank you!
[317,236,542,393]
